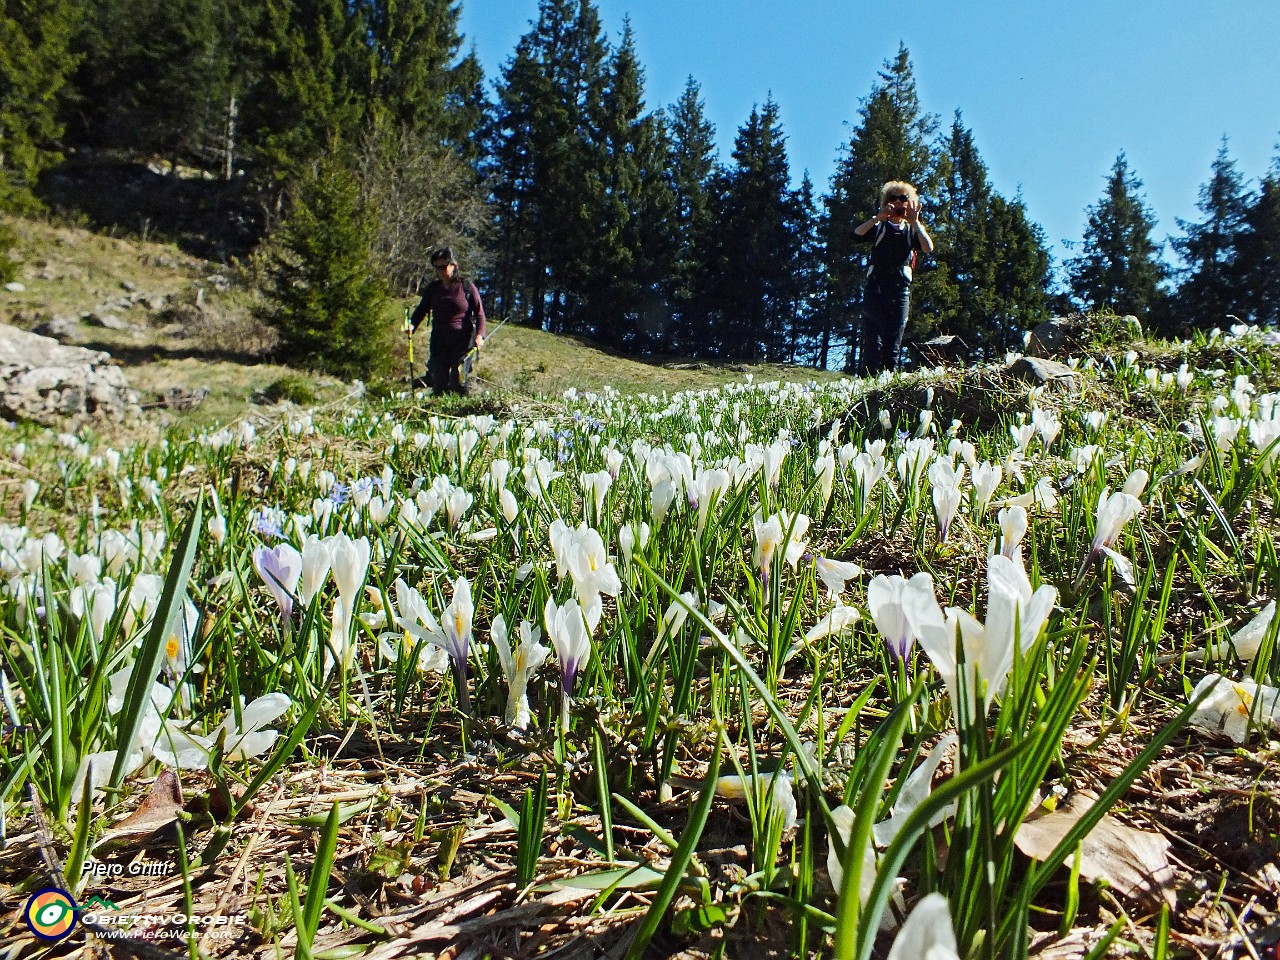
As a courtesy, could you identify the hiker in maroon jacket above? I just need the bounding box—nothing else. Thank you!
[851,181,935,375]
[409,247,487,395]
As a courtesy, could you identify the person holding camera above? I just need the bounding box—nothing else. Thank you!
[851,181,934,375]
[409,247,486,396]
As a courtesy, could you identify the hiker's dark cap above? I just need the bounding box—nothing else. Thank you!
[431,246,456,265]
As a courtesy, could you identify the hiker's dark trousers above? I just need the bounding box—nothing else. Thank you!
[428,326,472,395]
[860,280,910,376]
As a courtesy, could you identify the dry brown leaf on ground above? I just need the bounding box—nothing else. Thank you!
[94,769,185,851]
[1013,790,1176,909]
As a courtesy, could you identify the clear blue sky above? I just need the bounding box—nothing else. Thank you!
[457,0,1280,285]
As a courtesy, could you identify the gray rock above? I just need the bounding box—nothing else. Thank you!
[1008,356,1081,394]
[1025,315,1087,357]
[84,311,133,331]
[32,315,81,341]
[121,280,138,292]
[162,386,209,411]
[0,323,138,425]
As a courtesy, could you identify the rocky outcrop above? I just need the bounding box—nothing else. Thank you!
[0,323,138,425]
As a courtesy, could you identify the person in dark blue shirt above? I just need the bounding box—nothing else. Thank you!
[851,181,934,375]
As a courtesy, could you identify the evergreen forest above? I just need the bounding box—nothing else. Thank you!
[2,0,1278,373]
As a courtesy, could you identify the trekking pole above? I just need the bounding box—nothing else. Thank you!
[402,307,415,386]
[460,315,510,383]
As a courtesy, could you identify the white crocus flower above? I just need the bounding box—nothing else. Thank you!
[907,598,992,721]
[985,553,1057,657]
[164,598,202,709]
[106,664,174,753]
[207,512,227,547]
[827,804,878,910]
[650,479,677,527]
[803,604,861,644]
[1188,673,1280,743]
[1010,422,1036,455]
[499,487,519,523]
[580,470,612,521]
[70,579,117,643]
[851,451,889,501]
[971,461,1001,514]
[212,693,293,760]
[152,722,214,770]
[658,591,698,642]
[814,556,863,600]
[327,533,371,619]
[753,512,783,588]
[324,596,356,673]
[715,770,797,831]
[992,505,1028,561]
[1120,468,1149,499]
[567,525,620,611]
[493,615,549,730]
[932,477,962,543]
[445,487,473,531]
[1185,600,1277,664]
[691,468,732,535]
[886,893,961,960]
[814,454,836,510]
[442,576,475,660]
[545,597,592,730]
[66,551,102,586]
[1031,407,1060,449]
[71,749,145,806]
[253,543,302,623]
[873,734,958,848]
[1032,476,1058,512]
[618,520,650,567]
[389,579,449,673]
[1076,486,1143,586]
[367,495,394,526]
[299,535,334,607]
[868,573,933,663]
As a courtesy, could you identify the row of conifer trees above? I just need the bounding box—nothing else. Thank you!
[2,0,1277,374]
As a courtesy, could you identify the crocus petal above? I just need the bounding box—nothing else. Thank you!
[886,893,960,960]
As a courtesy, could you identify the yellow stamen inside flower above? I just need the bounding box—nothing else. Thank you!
[166,636,180,659]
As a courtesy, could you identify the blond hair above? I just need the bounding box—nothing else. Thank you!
[879,181,918,205]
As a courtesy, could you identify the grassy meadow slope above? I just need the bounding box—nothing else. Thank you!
[1,214,1279,958]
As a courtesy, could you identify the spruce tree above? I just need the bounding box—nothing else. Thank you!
[986,192,1052,351]
[703,98,797,361]
[580,21,675,347]
[789,173,825,365]
[69,0,227,166]
[824,45,938,371]
[258,150,389,378]
[357,0,485,156]
[1236,150,1280,327]
[1067,153,1168,321]
[931,114,1051,357]
[1170,139,1252,330]
[665,77,718,351]
[486,0,609,331]
[0,0,78,208]
[931,114,994,353]
[250,0,367,195]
